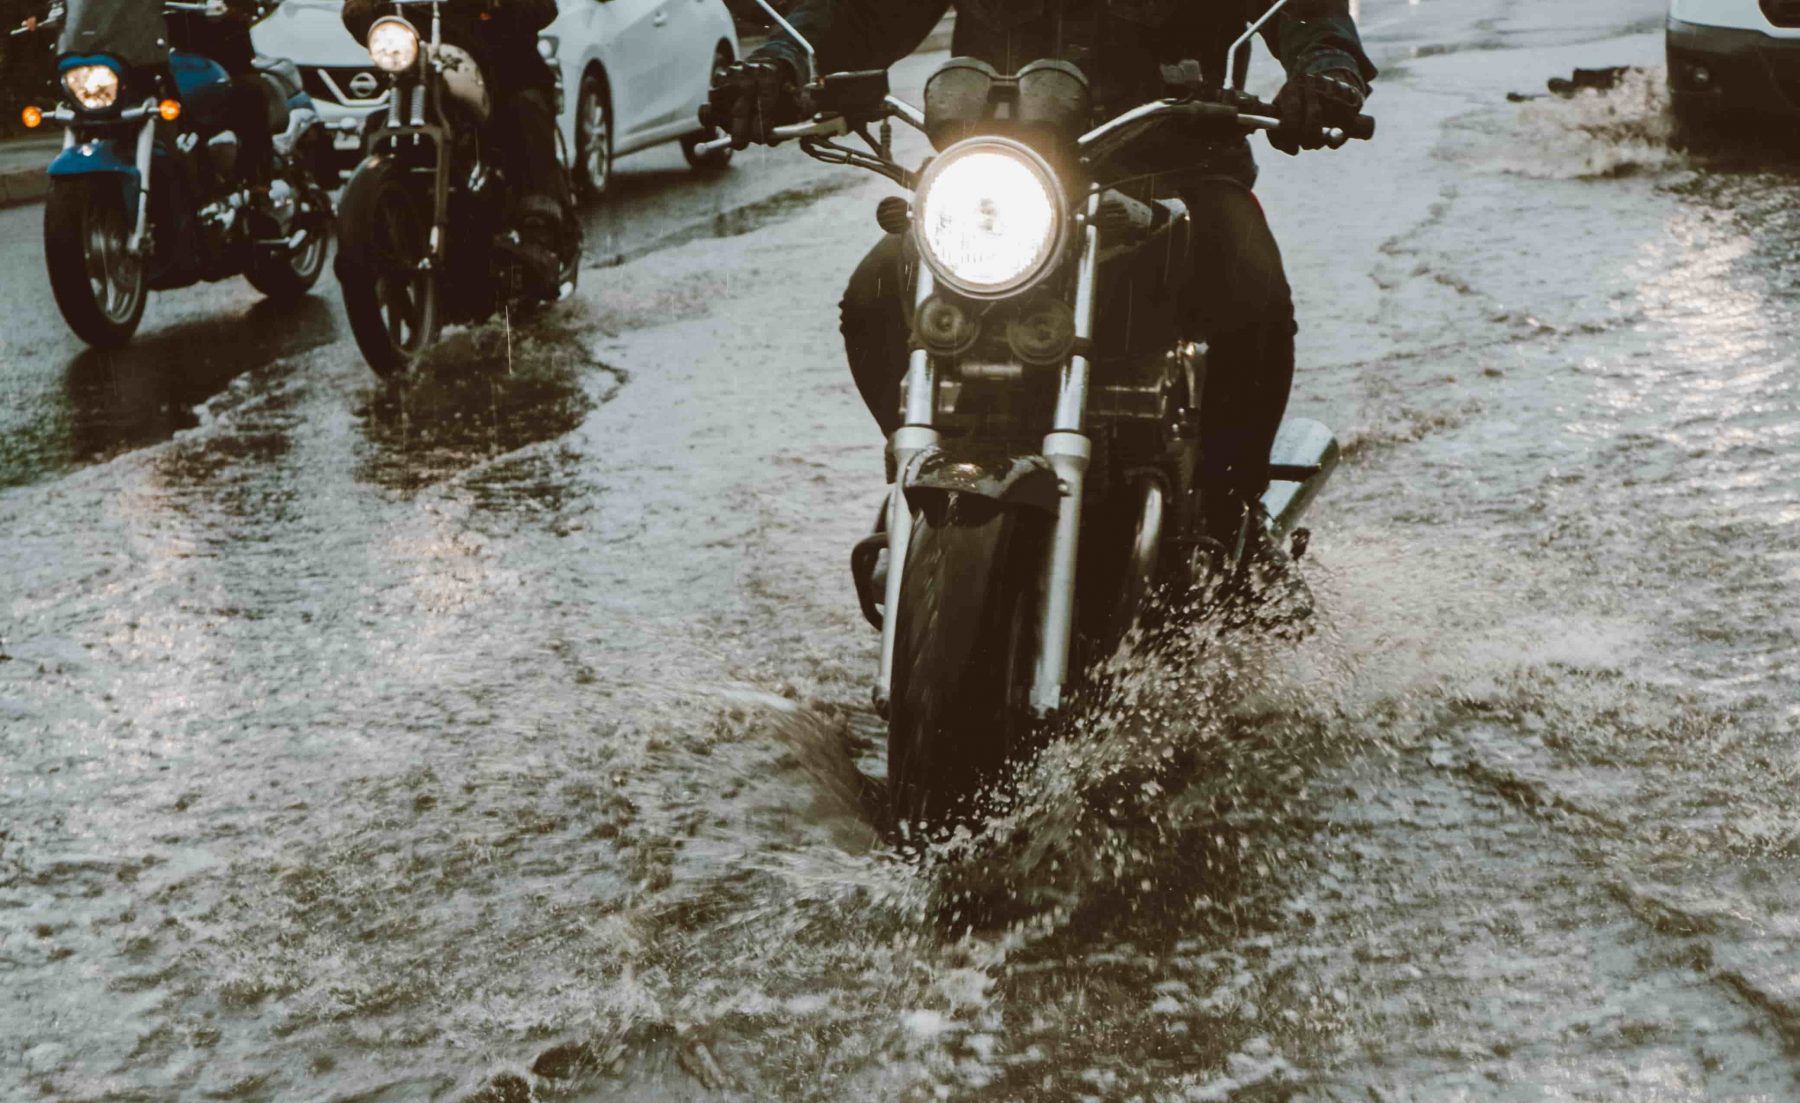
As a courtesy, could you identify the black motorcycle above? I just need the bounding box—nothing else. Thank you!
[334,0,580,377]
[701,0,1373,830]
[16,0,335,349]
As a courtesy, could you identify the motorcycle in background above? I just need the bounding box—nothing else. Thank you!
[701,0,1373,831]
[15,0,335,349]
[334,0,581,377]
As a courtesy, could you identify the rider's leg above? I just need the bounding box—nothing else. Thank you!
[840,233,912,437]
[506,84,570,219]
[201,21,273,190]
[491,82,568,296]
[1179,178,1297,546]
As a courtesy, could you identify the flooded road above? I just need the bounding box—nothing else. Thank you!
[4,0,1799,1099]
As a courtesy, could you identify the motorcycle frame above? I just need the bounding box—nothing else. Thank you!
[874,192,1104,720]
[737,0,1361,723]
[363,2,455,266]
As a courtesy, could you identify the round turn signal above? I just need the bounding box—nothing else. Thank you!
[158,99,181,122]
[21,105,42,129]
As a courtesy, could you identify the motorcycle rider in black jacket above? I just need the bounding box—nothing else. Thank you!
[341,0,570,296]
[712,0,1375,547]
[131,0,277,232]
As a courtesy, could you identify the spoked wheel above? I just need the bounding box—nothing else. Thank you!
[339,163,438,378]
[681,46,736,172]
[245,184,331,304]
[888,493,1047,836]
[44,176,147,349]
[574,72,612,200]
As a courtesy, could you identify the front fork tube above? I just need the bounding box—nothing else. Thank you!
[875,269,941,715]
[129,114,155,254]
[1029,213,1101,717]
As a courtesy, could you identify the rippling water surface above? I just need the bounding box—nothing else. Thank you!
[4,0,1798,1099]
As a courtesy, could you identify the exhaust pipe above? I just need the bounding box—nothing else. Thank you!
[1261,417,1339,540]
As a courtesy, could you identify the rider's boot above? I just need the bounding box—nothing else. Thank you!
[1204,494,1314,630]
[516,195,565,302]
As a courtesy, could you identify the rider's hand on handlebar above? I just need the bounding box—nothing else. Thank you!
[1269,69,1367,155]
[707,59,803,151]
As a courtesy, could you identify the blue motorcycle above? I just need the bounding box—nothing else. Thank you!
[18,0,335,348]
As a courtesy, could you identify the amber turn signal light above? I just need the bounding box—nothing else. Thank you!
[158,99,181,122]
[21,105,42,129]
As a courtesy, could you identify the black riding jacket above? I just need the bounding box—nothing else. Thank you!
[755,0,1376,184]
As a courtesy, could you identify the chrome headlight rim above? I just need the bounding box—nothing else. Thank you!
[62,62,122,113]
[367,16,421,74]
[913,137,1068,302]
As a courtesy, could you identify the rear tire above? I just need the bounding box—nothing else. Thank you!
[245,181,331,304]
[337,160,438,378]
[888,494,1046,834]
[44,176,147,349]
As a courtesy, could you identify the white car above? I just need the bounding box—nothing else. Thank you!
[1667,0,1800,124]
[254,0,739,194]
[546,0,741,197]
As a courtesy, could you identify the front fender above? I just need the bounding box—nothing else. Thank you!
[902,444,1062,515]
[48,140,139,211]
[333,153,404,273]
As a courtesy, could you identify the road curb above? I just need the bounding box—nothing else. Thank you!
[0,169,49,209]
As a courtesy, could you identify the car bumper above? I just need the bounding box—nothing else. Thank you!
[296,66,391,165]
[1667,17,1800,118]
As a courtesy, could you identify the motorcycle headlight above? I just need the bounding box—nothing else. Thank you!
[915,139,1065,299]
[367,17,420,74]
[62,63,120,112]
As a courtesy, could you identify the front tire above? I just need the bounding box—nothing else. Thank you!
[888,494,1046,834]
[44,176,147,349]
[574,72,613,200]
[336,159,438,378]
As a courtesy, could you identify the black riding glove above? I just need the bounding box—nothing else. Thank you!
[1269,69,1366,155]
[707,58,802,150]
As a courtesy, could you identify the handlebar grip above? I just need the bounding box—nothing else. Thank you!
[1344,113,1376,141]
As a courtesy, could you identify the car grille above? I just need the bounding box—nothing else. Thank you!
[1763,0,1800,28]
[301,66,388,107]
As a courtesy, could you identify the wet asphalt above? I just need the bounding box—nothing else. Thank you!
[5,1,1800,1100]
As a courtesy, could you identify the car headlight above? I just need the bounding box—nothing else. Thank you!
[367,17,420,74]
[62,63,120,111]
[915,139,1065,299]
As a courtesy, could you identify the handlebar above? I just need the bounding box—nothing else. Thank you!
[1078,94,1374,151]
[693,114,849,158]
[695,84,1375,161]
[14,1,229,35]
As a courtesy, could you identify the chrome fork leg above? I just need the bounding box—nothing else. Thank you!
[875,269,940,715]
[128,113,154,254]
[1029,213,1100,717]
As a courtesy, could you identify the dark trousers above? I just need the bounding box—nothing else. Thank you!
[177,17,272,187]
[490,84,570,219]
[839,178,1296,539]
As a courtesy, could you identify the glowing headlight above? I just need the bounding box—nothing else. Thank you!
[62,64,120,111]
[916,140,1063,298]
[367,17,420,73]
